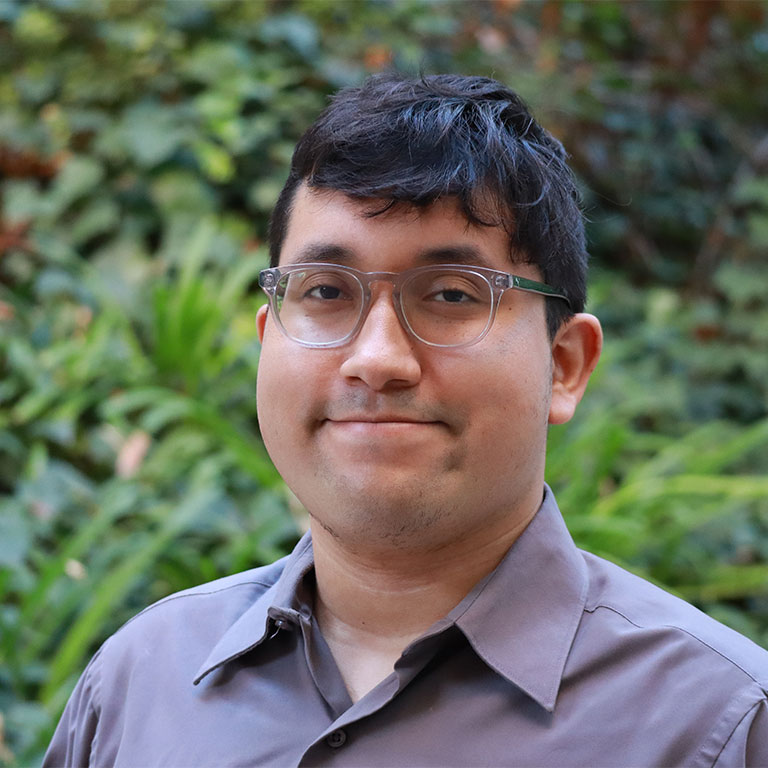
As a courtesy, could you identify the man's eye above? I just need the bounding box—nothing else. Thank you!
[433,289,471,303]
[307,284,343,300]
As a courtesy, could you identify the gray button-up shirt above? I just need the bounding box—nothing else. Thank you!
[44,488,768,767]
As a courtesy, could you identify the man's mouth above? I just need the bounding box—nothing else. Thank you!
[319,399,457,434]
[328,415,438,424]
[322,417,445,439]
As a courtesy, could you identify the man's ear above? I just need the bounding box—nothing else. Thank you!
[548,313,603,425]
[256,304,269,343]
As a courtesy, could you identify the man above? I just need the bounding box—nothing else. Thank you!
[45,74,768,767]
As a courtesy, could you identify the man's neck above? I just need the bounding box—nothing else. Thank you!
[310,493,541,702]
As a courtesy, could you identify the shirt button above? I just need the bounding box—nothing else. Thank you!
[326,729,347,748]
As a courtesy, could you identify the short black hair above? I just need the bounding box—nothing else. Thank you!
[268,73,587,339]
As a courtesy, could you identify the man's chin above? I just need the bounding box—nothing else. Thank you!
[303,479,459,547]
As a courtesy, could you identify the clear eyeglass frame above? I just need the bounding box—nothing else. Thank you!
[258,262,572,349]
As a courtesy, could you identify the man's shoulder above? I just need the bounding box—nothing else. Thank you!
[581,549,768,686]
[126,556,287,628]
[43,551,305,767]
[94,553,292,675]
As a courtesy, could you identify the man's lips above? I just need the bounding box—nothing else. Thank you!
[326,416,439,424]
[318,400,457,433]
[321,416,446,438]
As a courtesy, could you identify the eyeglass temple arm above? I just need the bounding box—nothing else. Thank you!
[510,275,571,308]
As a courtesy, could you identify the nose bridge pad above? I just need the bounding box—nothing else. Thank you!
[358,280,412,346]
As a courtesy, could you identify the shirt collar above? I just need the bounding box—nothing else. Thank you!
[449,486,589,712]
[193,486,588,713]
[193,532,315,685]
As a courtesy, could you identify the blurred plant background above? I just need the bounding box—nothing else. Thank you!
[1,0,767,763]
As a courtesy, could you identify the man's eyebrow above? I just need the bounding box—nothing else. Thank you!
[282,243,497,268]
[414,245,494,269]
[282,243,356,265]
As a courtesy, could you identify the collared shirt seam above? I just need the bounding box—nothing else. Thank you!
[116,579,276,634]
[585,603,768,690]
[702,696,767,767]
[88,643,104,765]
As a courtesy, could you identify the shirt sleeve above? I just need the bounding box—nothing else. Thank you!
[713,696,768,768]
[42,649,102,768]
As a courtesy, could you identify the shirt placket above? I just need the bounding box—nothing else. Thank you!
[297,624,464,766]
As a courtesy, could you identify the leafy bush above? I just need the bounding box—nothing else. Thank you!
[1,1,767,764]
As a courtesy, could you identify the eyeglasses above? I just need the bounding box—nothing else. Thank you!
[258,263,571,349]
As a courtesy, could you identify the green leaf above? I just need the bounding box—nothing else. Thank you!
[0,502,32,569]
[119,103,190,167]
[259,14,319,58]
[47,155,105,216]
[40,488,219,704]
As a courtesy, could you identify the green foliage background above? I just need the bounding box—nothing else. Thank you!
[1,0,768,763]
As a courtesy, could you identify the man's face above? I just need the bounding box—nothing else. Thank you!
[257,185,557,552]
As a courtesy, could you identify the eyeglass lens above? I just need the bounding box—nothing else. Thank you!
[274,266,494,346]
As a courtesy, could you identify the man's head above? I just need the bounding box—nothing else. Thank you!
[268,72,588,340]
[256,73,601,555]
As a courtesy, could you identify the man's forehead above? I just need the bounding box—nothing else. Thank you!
[295,183,472,221]
[280,240,499,271]
[281,183,527,268]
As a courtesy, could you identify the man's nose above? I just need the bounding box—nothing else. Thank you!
[339,291,422,391]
